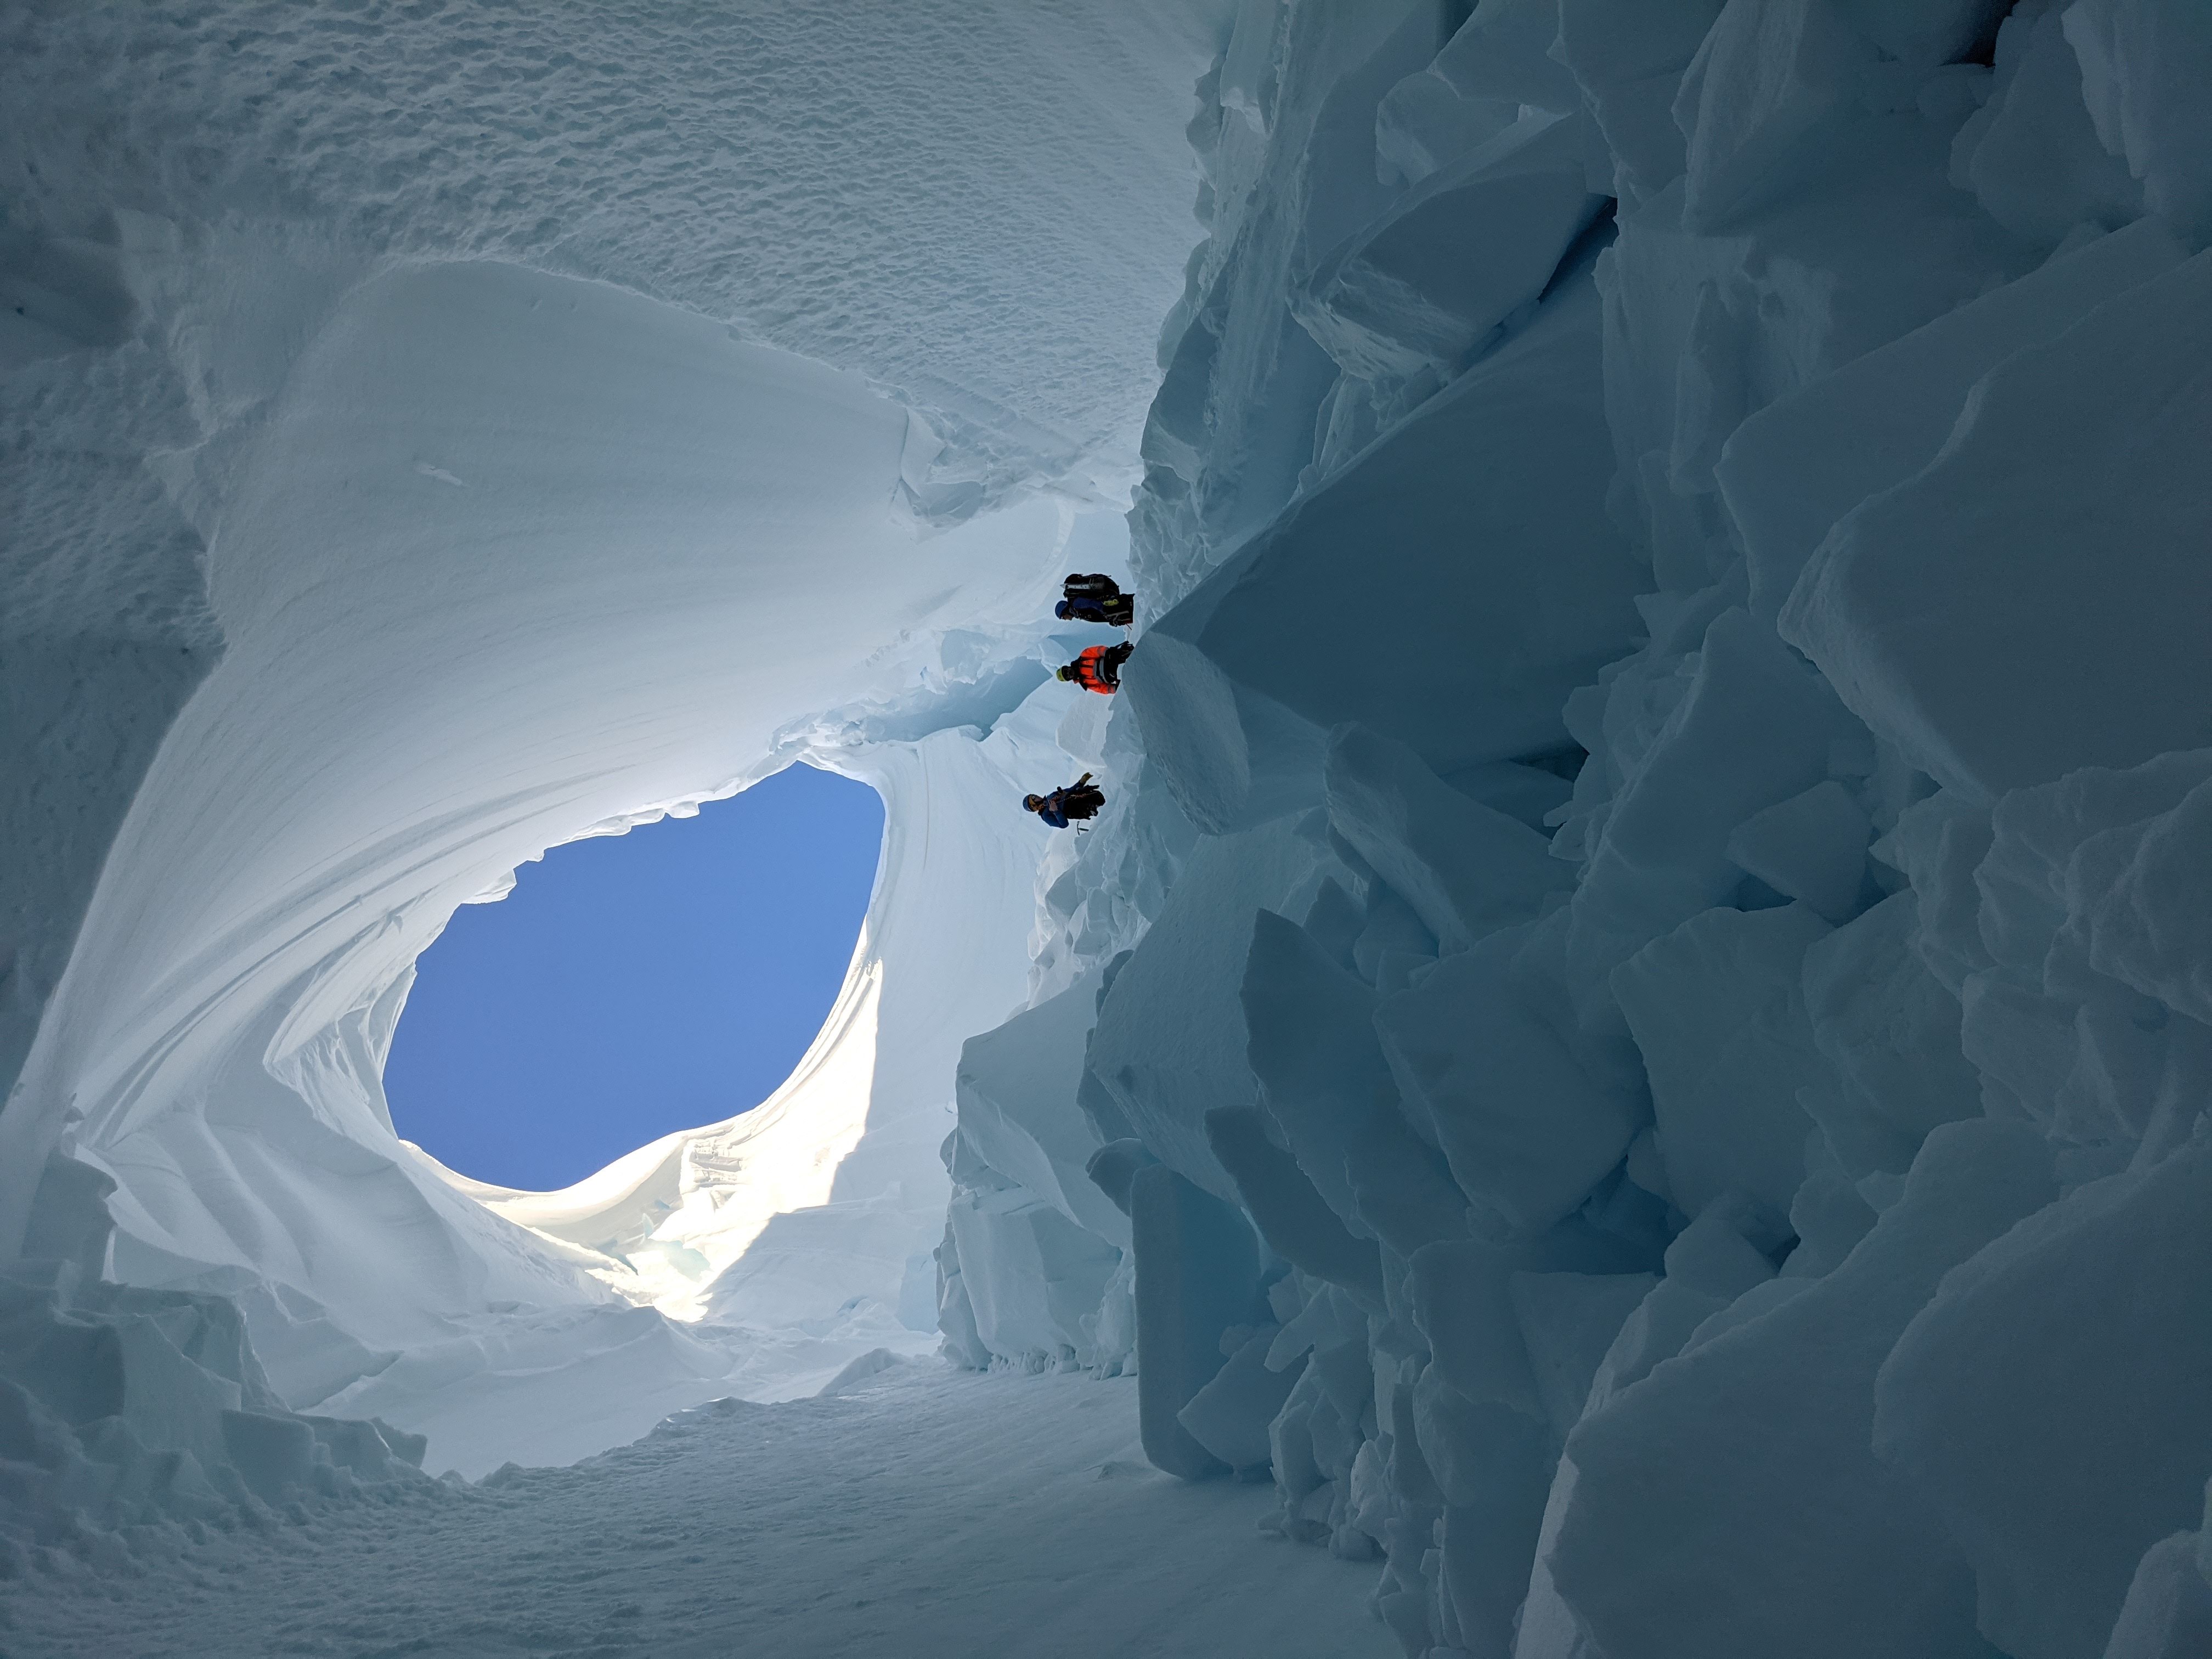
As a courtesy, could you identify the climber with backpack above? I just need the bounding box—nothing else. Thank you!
[1058,640,1133,695]
[1023,773,1105,829]
[1056,573,1135,628]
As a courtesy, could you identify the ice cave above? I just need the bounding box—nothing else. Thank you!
[6,0,2212,1654]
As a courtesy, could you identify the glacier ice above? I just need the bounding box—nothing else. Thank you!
[11,0,2212,1654]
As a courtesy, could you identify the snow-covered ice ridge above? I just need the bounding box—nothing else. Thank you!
[935,2,2212,1657]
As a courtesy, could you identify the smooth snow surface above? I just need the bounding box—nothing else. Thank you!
[4,1365,1392,1659]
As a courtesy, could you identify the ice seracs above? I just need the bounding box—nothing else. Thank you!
[935,1,2212,1654]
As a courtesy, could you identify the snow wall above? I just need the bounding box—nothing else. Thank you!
[0,0,1232,1525]
[929,3,2212,1657]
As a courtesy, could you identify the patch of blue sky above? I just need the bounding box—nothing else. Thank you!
[386,764,883,1191]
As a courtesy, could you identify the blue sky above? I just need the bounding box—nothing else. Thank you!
[384,764,884,1191]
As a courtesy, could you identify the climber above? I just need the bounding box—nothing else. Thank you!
[1023,773,1105,828]
[1057,640,1133,695]
[1057,572,1135,628]
[1055,592,1133,626]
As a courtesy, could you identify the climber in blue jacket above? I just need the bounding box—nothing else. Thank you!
[1023,773,1104,828]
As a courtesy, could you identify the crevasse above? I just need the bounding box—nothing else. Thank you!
[8,3,2212,1656]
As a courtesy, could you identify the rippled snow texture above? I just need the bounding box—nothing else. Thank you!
[0,0,1224,639]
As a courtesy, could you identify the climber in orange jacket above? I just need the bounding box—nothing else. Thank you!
[1058,640,1133,695]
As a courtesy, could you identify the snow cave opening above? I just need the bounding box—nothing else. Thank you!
[383,764,887,1195]
[0,250,1110,1470]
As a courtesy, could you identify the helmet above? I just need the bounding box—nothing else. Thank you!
[1022,794,1043,812]
[1056,664,1075,681]
[1054,599,1073,619]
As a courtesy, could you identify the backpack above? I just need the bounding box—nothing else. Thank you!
[1070,646,1125,694]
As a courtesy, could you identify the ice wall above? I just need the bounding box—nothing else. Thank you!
[940,2,2212,1655]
